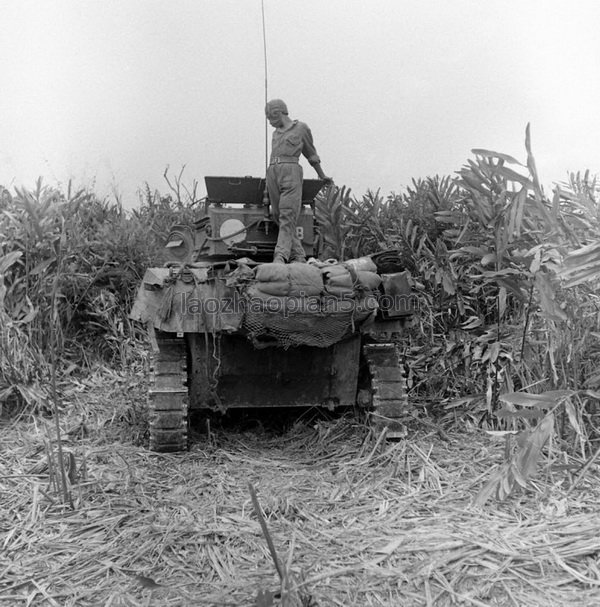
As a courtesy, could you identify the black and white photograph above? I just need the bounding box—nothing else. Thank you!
[1,1,600,605]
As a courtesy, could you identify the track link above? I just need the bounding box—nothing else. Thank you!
[148,333,189,452]
[362,342,409,438]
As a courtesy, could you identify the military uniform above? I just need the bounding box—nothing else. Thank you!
[266,120,321,263]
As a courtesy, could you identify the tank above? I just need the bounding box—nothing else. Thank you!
[130,176,416,452]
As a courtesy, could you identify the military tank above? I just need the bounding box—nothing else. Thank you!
[130,176,416,452]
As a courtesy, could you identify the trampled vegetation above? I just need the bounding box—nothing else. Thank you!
[2,129,600,605]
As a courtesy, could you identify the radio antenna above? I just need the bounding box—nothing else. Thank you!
[261,0,268,174]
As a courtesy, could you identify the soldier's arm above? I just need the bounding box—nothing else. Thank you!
[301,124,333,183]
[312,162,333,183]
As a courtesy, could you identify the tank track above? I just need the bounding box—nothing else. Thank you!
[362,342,409,438]
[148,333,189,452]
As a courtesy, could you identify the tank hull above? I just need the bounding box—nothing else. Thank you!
[187,332,361,410]
[146,328,410,452]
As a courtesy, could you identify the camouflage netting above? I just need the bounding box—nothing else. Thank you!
[223,260,383,348]
[242,289,378,348]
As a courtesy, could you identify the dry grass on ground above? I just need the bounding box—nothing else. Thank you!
[2,370,600,606]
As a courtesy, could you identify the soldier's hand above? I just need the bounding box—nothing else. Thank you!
[322,176,334,185]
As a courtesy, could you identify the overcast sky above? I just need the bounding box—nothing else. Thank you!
[1,0,599,205]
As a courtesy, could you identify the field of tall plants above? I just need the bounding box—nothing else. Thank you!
[318,126,600,502]
[2,130,600,498]
[0,176,198,412]
[2,132,600,605]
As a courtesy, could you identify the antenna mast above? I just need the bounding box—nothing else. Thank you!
[261,0,268,174]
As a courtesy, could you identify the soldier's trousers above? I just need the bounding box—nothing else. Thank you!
[266,163,306,262]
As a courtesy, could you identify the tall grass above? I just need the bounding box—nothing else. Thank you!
[3,145,600,500]
[316,126,600,498]
[0,177,195,413]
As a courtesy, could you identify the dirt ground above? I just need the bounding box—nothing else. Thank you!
[2,370,600,606]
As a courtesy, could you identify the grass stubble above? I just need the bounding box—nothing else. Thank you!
[1,369,600,606]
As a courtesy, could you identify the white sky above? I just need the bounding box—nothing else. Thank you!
[1,0,599,205]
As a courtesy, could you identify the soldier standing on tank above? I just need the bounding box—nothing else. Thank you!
[265,99,332,264]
